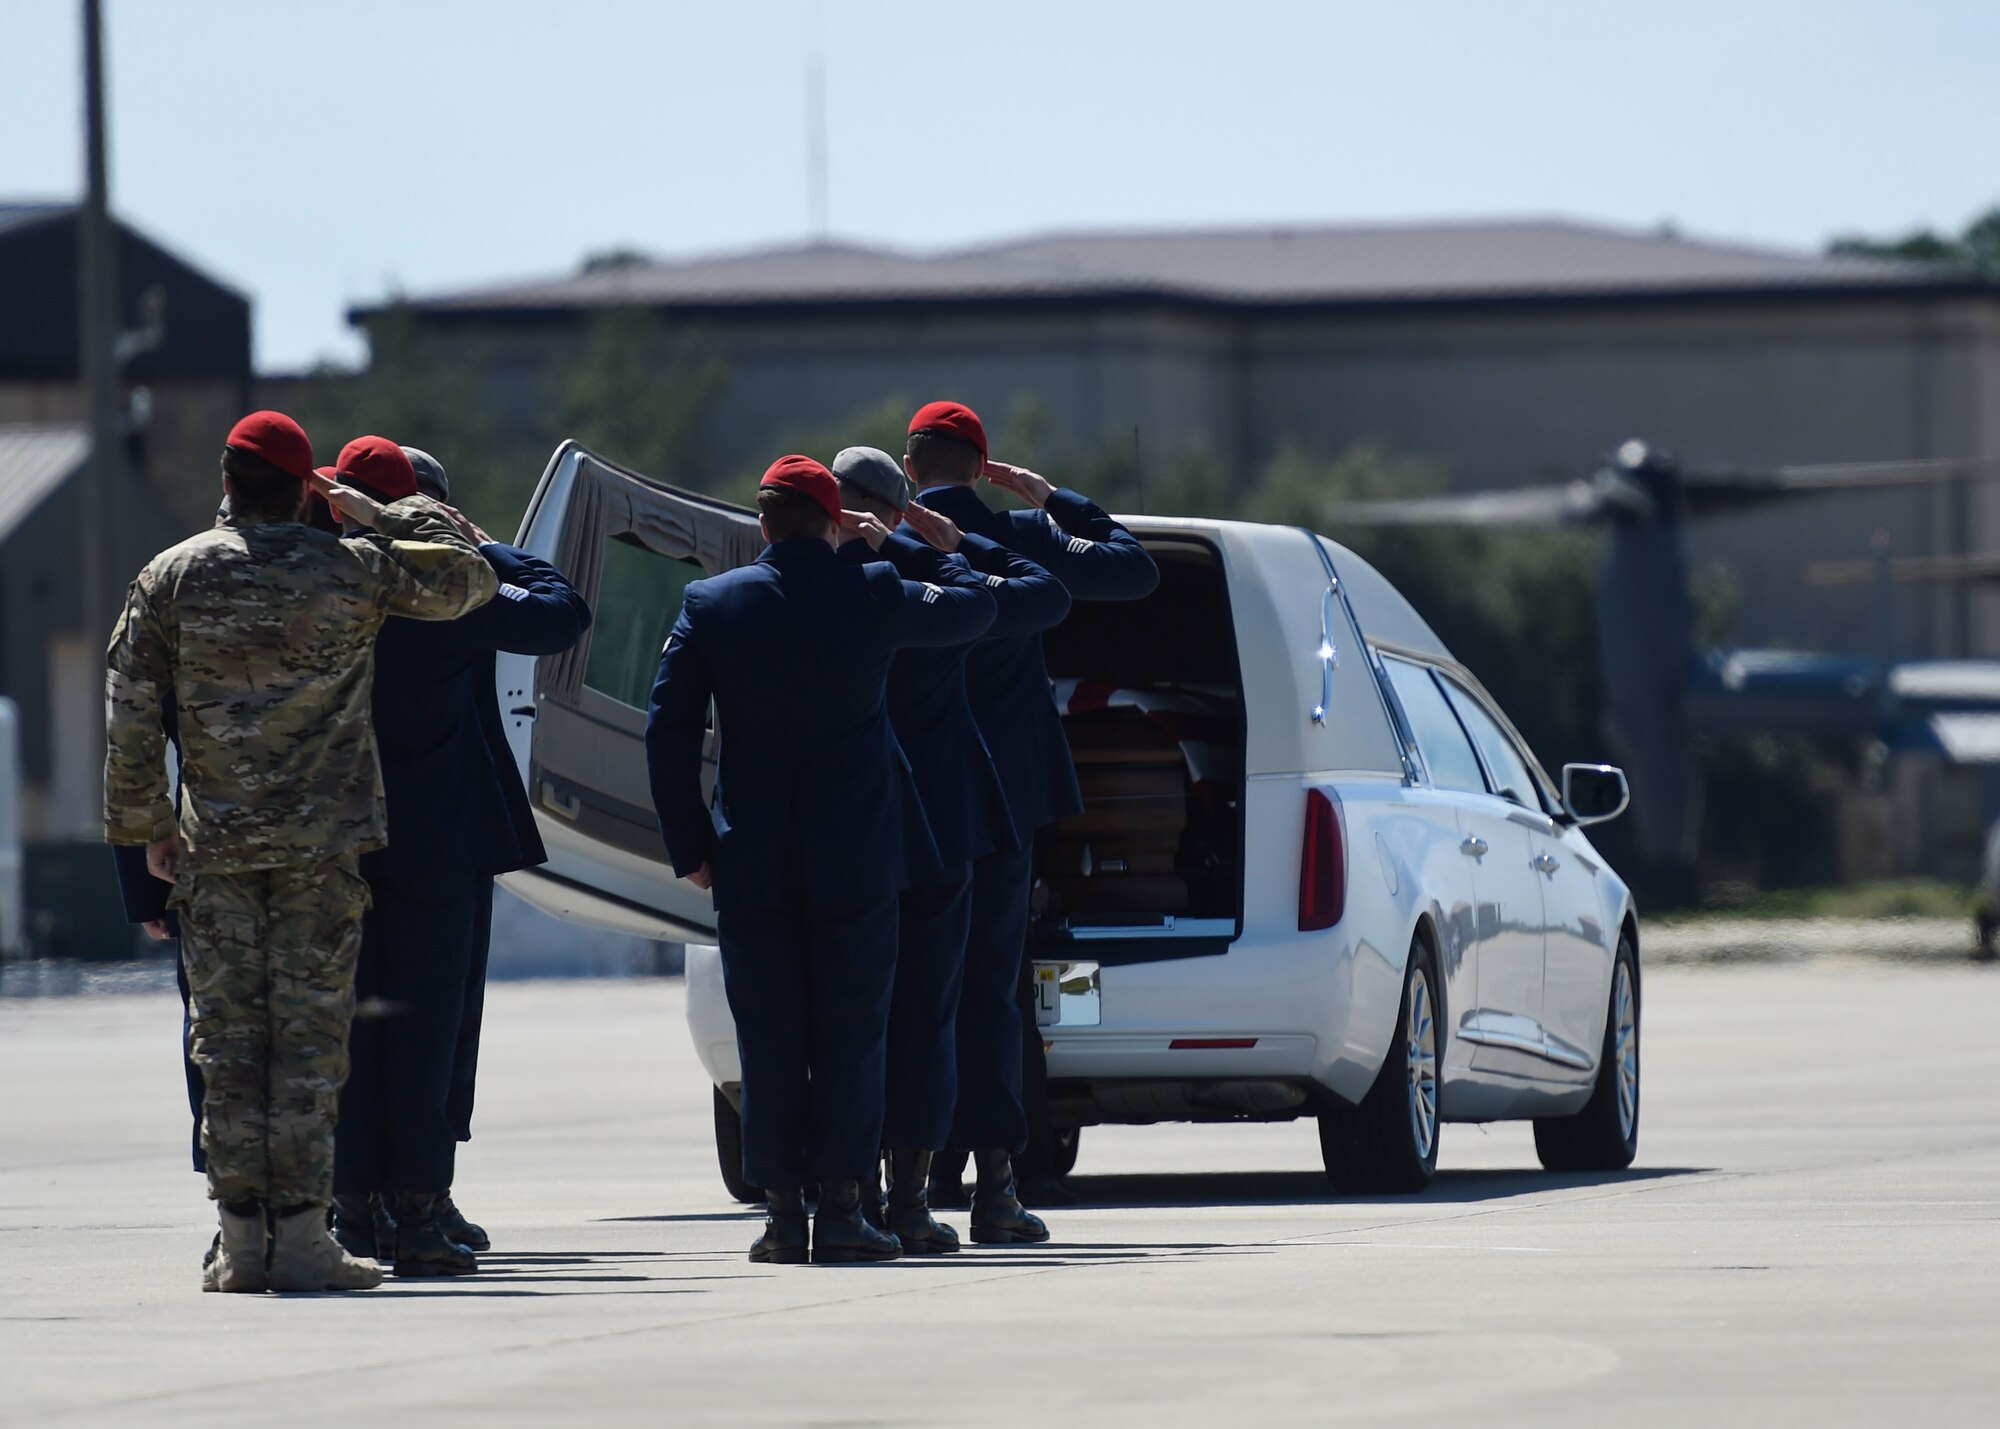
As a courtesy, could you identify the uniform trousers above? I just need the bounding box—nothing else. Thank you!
[173,853,370,1207]
[883,862,973,1149]
[716,892,899,1191]
[333,875,483,1194]
[947,841,1035,1152]
[446,875,496,1144]
[171,939,206,1172]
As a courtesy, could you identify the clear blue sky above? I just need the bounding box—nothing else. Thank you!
[4,0,1995,371]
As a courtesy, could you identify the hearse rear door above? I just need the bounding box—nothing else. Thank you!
[492,441,763,942]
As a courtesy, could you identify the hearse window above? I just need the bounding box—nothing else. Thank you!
[583,534,704,711]
[1440,677,1539,809]
[1383,657,1485,795]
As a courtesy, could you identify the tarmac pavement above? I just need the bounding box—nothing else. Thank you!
[2,959,1997,1427]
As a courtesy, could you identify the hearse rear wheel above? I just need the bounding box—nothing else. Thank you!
[1319,934,1440,1195]
[712,1086,765,1204]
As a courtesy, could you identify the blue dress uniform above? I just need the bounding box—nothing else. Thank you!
[334,543,590,1214]
[646,510,996,1205]
[915,480,1159,1156]
[445,546,588,1147]
[836,530,1070,1152]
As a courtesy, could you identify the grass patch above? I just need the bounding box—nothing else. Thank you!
[1652,879,1981,926]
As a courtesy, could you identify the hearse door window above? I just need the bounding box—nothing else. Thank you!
[584,534,704,711]
[1382,656,1486,794]
[1440,677,1540,810]
[515,443,762,937]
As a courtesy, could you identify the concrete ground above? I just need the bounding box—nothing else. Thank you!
[2,960,1997,1427]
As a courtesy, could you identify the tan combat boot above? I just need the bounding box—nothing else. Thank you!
[267,1204,384,1292]
[202,1201,268,1293]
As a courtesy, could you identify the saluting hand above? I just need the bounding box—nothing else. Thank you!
[983,460,1055,509]
[309,470,385,529]
[436,502,492,545]
[838,510,893,551]
[899,501,962,553]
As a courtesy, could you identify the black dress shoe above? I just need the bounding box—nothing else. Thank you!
[390,1192,478,1277]
[750,1187,810,1264]
[436,1191,489,1251]
[927,1149,970,1209]
[887,1148,960,1255]
[970,1149,1050,1244]
[811,1179,902,1263]
[332,1192,397,1261]
[860,1161,889,1232]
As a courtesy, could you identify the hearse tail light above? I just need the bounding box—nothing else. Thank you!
[1298,787,1346,932]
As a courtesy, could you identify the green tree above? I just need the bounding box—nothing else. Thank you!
[761,394,917,488]
[1828,205,2000,279]
[548,309,725,492]
[284,304,535,533]
[287,302,731,533]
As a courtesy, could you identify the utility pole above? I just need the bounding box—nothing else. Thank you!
[805,28,828,241]
[78,0,118,833]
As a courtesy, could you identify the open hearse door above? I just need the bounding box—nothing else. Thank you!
[493,442,764,943]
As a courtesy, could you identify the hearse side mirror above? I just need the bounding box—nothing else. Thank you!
[1561,763,1629,826]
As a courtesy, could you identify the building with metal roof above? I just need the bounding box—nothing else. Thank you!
[381,219,1969,313]
[357,217,2000,679]
[1,203,252,852]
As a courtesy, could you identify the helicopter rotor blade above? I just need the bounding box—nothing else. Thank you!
[1330,481,1605,529]
[1681,457,2000,518]
[1805,551,2000,587]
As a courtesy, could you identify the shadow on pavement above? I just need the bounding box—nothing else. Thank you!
[363,1286,708,1299]
[1063,1164,1709,1209]
[346,1245,767,1297]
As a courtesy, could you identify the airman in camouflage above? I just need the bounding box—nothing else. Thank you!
[104,412,497,1293]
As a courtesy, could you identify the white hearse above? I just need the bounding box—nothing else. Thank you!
[497,444,1642,1197]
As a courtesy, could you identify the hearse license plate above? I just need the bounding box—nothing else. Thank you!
[1032,962,1063,1026]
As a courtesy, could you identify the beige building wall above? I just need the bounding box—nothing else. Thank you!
[1242,296,2000,656]
[427,292,2000,665]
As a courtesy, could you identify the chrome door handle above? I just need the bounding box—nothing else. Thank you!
[1460,836,1488,857]
[1533,852,1560,873]
[1311,582,1340,725]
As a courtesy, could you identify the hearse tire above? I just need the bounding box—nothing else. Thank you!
[1534,936,1641,1173]
[1319,936,1441,1195]
[713,1086,765,1203]
[1053,1125,1081,1179]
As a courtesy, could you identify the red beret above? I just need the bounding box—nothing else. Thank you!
[336,435,417,503]
[908,400,987,458]
[759,454,843,527]
[225,410,314,484]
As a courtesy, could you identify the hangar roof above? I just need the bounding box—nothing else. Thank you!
[0,424,88,546]
[371,218,1988,320]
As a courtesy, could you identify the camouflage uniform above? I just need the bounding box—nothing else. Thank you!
[104,498,497,1209]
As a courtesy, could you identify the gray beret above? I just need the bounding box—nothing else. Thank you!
[400,445,450,502]
[831,445,910,512]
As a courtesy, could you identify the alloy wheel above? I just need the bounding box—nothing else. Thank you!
[1613,961,1639,1141]
[1406,969,1438,1160]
